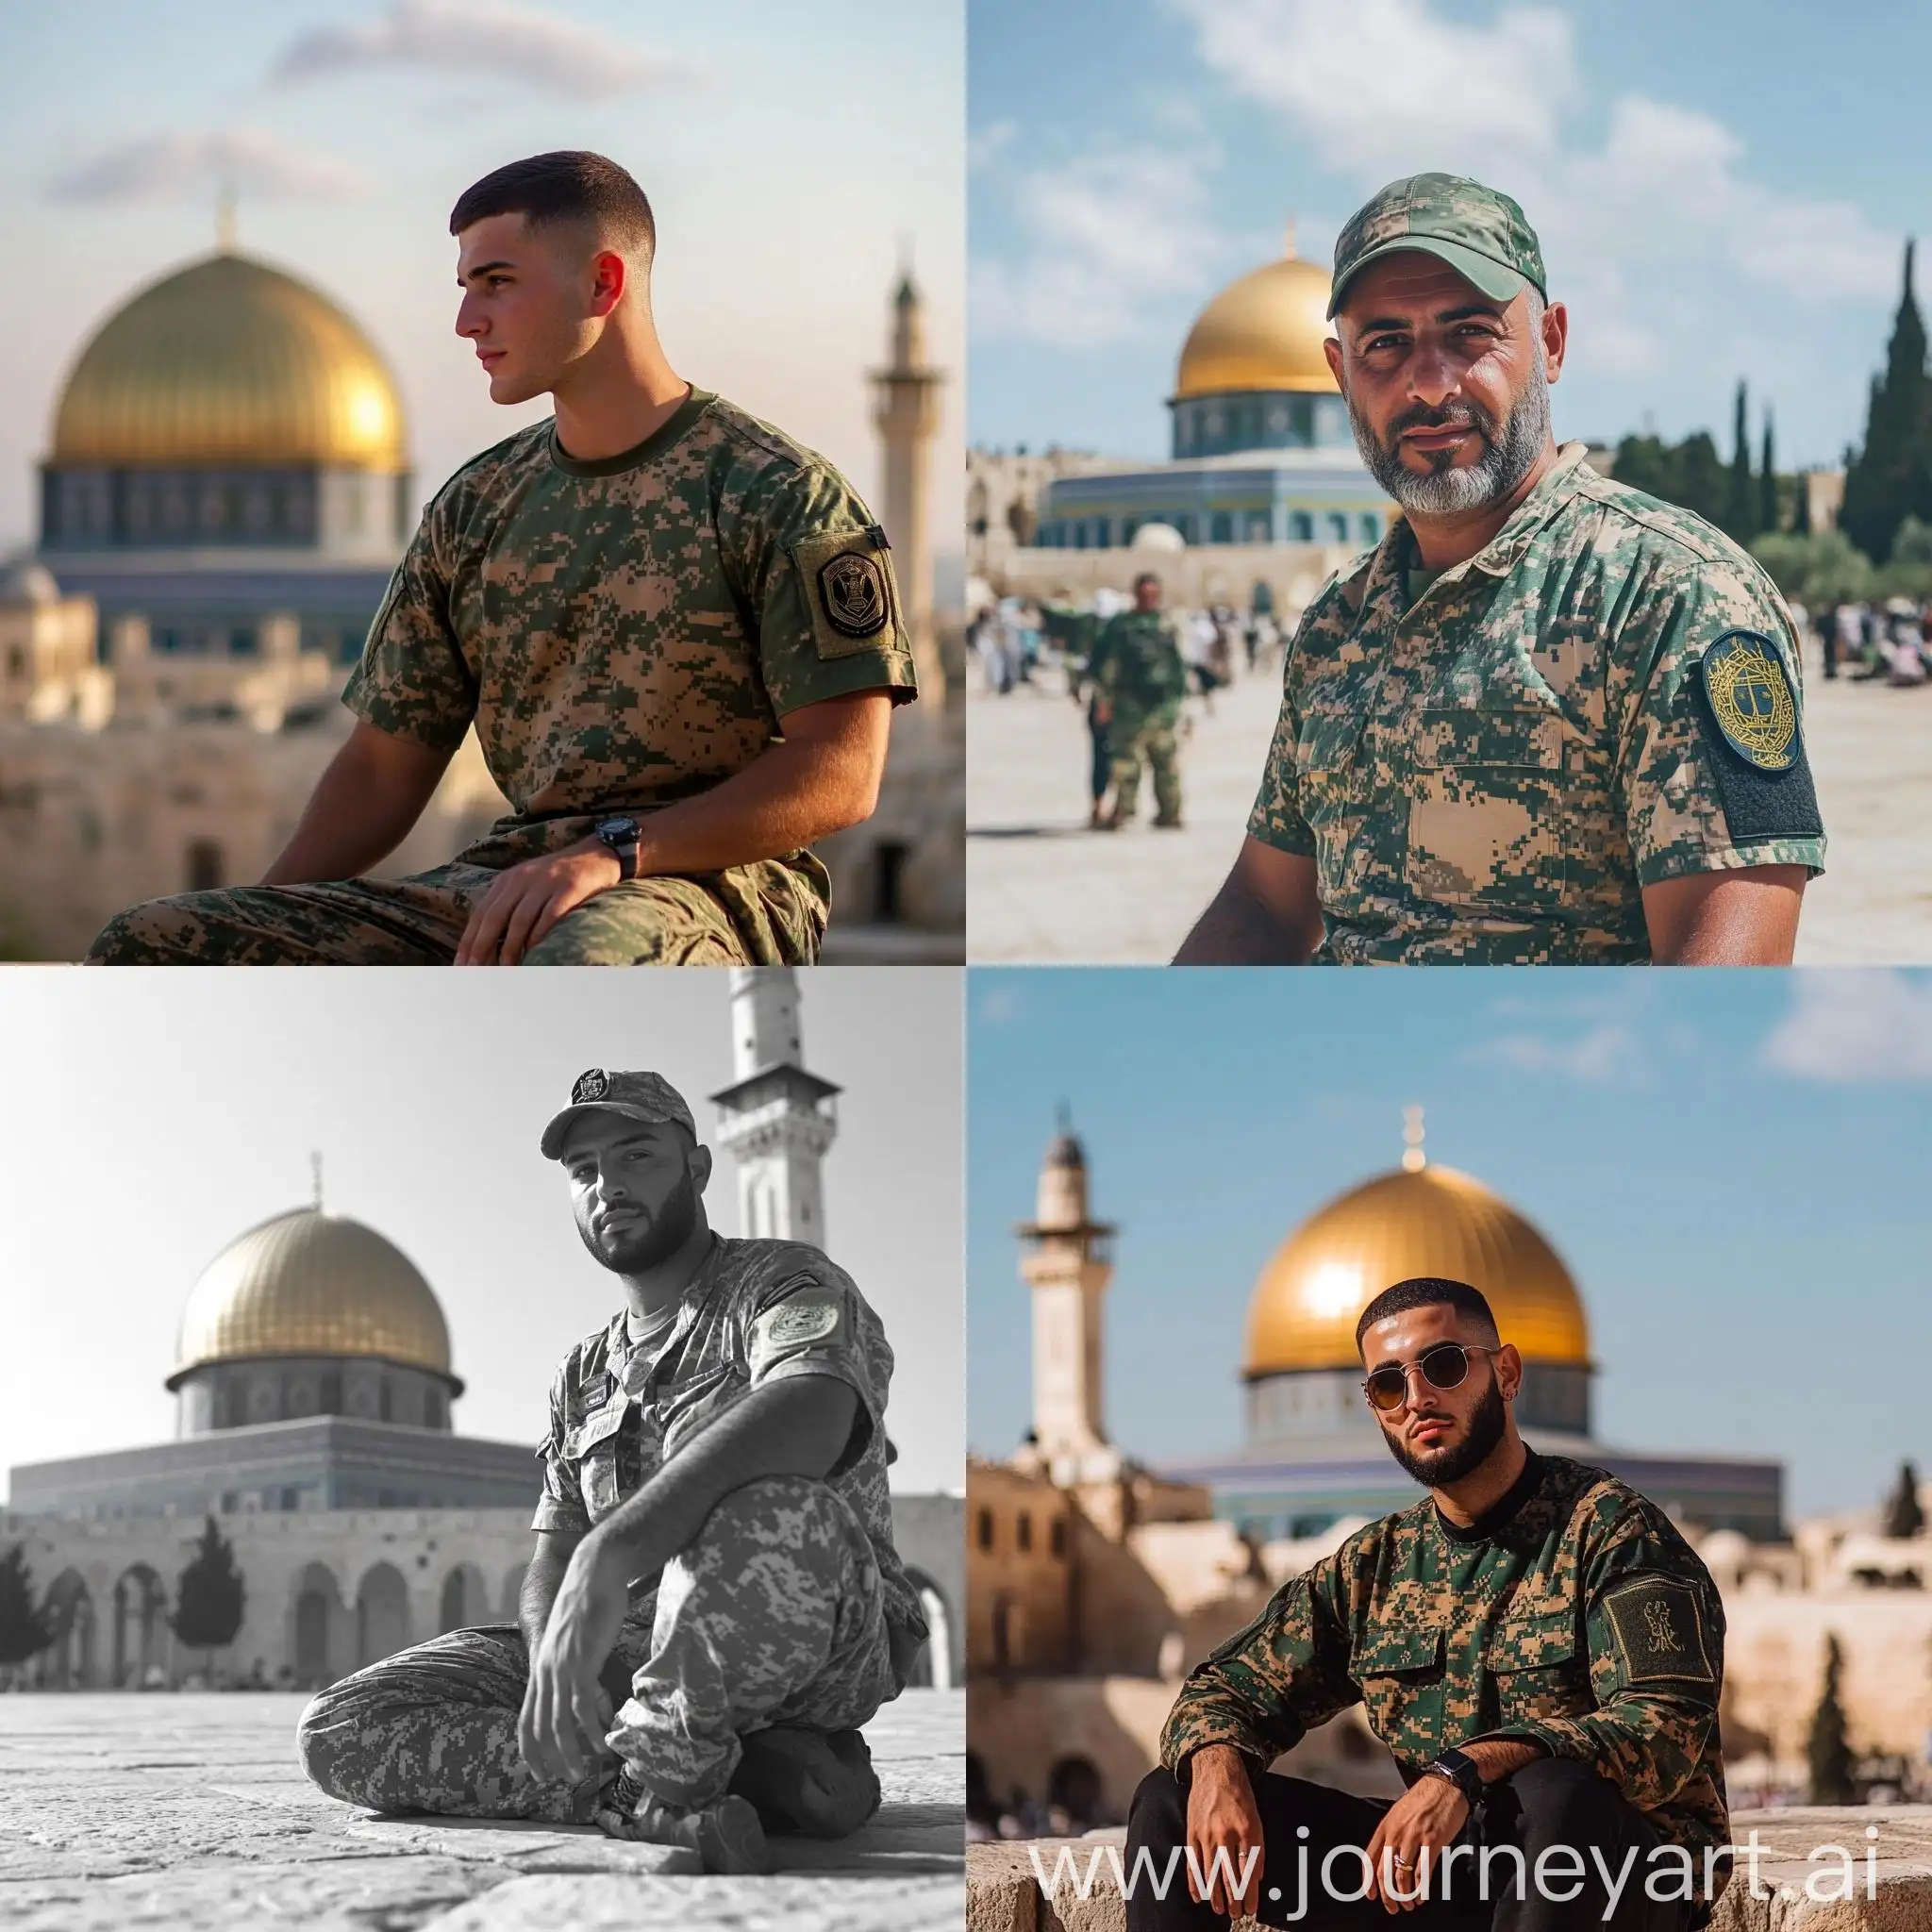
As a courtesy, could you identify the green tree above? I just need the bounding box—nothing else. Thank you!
[1807,1634,1858,1804]
[1884,1461,1926,1540]
[1841,240,1932,562]
[0,1544,54,1678]
[1759,413,1779,536]
[1752,528,1874,606]
[1726,380,1757,541]
[171,1516,245,1677]
[1793,469,1813,536]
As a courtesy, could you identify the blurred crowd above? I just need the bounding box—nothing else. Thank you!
[1802,597,1932,685]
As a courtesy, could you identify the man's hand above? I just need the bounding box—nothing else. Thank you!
[1185,1744,1266,1918]
[518,1532,627,1782]
[1364,1775,1469,1914]
[457,841,622,965]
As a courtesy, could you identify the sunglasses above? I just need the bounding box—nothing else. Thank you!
[1361,1342,1499,1414]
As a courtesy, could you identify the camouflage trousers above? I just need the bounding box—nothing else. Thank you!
[295,1476,894,1821]
[85,816,829,966]
[1108,714,1182,825]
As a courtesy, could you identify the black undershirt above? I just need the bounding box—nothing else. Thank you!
[1433,1447,1544,1544]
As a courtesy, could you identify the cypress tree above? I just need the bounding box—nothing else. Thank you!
[171,1516,246,1677]
[1884,1461,1925,1540]
[1807,1634,1857,1804]
[1794,468,1813,536]
[1841,239,1932,562]
[1727,381,1756,541]
[0,1544,53,1674]
[1759,412,1779,535]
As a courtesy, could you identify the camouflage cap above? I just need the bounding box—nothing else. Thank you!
[540,1068,696,1159]
[1328,173,1546,319]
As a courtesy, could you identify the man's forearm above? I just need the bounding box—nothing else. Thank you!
[519,1540,574,1656]
[1174,875,1313,964]
[584,1376,858,1586]
[260,724,453,885]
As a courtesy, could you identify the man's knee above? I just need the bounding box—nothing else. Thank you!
[702,1474,841,1541]
[294,1684,356,1803]
[1502,1755,1620,1834]
[87,896,195,963]
[1128,1764,1187,1847]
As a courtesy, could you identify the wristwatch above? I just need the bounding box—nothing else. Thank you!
[593,814,641,882]
[1422,1747,1485,1810]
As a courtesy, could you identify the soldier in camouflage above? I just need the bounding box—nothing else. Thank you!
[1176,173,1824,967]
[89,151,917,968]
[1093,574,1190,830]
[296,1068,926,1874]
[1128,1276,1727,1930]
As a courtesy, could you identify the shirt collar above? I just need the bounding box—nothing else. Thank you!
[1433,1447,1544,1545]
[606,1234,728,1388]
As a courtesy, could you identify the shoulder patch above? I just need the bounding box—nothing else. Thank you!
[753,1291,843,1360]
[790,527,902,659]
[1601,1574,1716,1687]
[1691,631,1824,844]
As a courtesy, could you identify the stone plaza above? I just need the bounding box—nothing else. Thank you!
[965,642,1932,964]
[0,1686,964,1932]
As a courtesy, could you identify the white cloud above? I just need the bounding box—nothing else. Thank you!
[1471,1023,1642,1083]
[1761,972,1932,1081]
[47,129,364,204]
[273,0,698,99]
[972,140,1234,348]
[1166,0,1896,379]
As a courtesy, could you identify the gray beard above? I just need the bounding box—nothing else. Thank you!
[1349,356,1551,517]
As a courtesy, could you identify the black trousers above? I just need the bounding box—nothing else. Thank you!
[1125,1761,1699,1930]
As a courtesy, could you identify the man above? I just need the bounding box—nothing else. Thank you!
[1093,573,1189,830]
[1128,1277,1727,1930]
[1045,599,1113,828]
[90,150,916,966]
[1176,173,1824,966]
[296,1069,926,1874]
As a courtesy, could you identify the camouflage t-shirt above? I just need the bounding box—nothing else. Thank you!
[1249,443,1827,963]
[531,1235,926,1668]
[1160,1454,1730,1903]
[345,388,919,824]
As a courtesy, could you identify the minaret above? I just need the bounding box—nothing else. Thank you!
[708,968,841,1248]
[871,264,945,707]
[1016,1110,1120,1484]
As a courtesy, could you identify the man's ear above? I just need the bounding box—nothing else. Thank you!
[1323,334,1345,387]
[689,1143,714,1196]
[587,247,627,320]
[1494,1341,1523,1401]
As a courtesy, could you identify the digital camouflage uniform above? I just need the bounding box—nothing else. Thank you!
[1160,1453,1729,1915]
[1250,445,1826,962]
[1093,609,1189,824]
[90,388,918,966]
[298,1233,924,1821]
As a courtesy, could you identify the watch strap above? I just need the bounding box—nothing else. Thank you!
[1424,1748,1485,1808]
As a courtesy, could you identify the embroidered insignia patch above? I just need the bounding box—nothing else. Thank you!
[573,1068,609,1103]
[756,1296,841,1355]
[818,551,891,640]
[1602,1575,1716,1687]
[1698,631,1799,772]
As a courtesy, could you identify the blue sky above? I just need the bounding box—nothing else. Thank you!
[969,968,1932,1519]
[0,0,963,555]
[971,0,1922,468]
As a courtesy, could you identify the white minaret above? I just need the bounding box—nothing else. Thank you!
[709,968,841,1249]
[1017,1110,1121,1484]
[871,265,945,708]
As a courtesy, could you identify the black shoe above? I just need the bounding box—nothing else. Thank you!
[731,1724,881,1839]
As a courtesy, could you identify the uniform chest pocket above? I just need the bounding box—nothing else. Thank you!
[1481,1613,1587,1724]
[1352,1624,1444,1764]
[565,1402,626,1522]
[1294,705,1375,895]
[1406,707,1570,914]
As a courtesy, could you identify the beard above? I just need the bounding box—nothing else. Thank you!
[578,1170,701,1274]
[1381,1373,1509,1489]
[1348,352,1551,517]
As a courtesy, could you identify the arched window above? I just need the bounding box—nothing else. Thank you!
[975,1507,994,1551]
[1017,1511,1032,1553]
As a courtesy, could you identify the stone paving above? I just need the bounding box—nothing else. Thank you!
[965,650,1932,965]
[0,1688,964,1931]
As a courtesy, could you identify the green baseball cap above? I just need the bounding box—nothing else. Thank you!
[1328,173,1546,319]
[541,1067,696,1159]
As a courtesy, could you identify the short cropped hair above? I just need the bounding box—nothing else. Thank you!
[449,151,656,261]
[1355,1277,1500,1353]
[1132,572,1161,591]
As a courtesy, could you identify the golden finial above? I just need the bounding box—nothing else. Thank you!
[310,1151,324,1210]
[216,184,238,255]
[1283,217,1297,260]
[1401,1106,1425,1174]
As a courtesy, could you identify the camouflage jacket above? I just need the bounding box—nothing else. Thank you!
[345,388,919,887]
[1091,610,1188,722]
[532,1235,927,1667]
[1249,443,1826,962]
[1161,1454,1730,1889]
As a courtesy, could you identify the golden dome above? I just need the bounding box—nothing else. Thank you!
[1174,243,1339,402]
[51,252,407,469]
[1244,1163,1591,1376]
[168,1207,456,1388]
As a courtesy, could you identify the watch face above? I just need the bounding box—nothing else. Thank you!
[595,817,639,842]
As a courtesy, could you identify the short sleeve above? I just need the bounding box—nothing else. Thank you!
[744,1267,888,1477]
[530,1359,591,1537]
[342,504,479,753]
[723,458,920,719]
[1246,625,1318,857]
[1618,564,1826,886]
